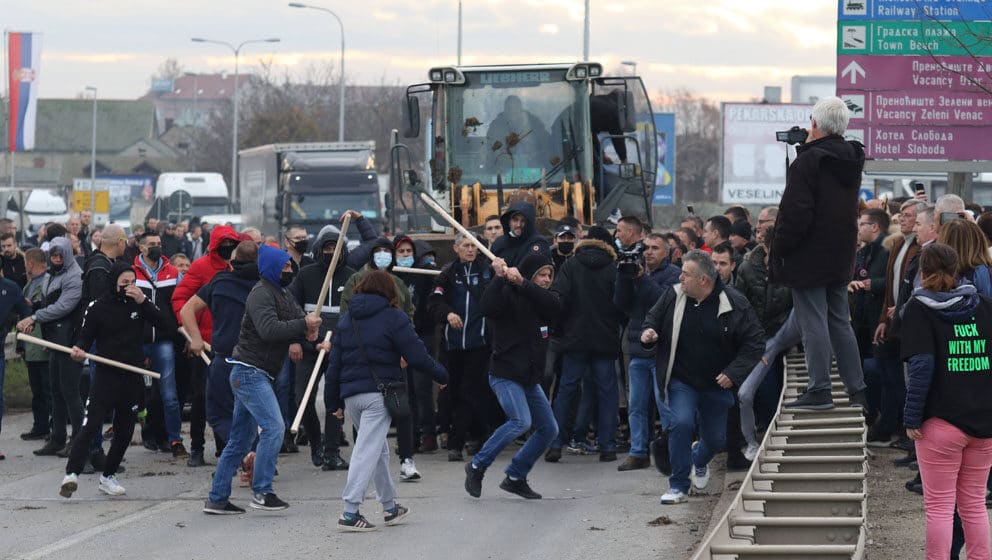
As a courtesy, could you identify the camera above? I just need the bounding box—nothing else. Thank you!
[617,241,646,278]
[776,126,809,145]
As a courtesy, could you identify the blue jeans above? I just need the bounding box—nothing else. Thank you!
[552,353,618,452]
[473,376,559,480]
[143,341,180,444]
[206,354,235,444]
[275,358,293,427]
[208,363,285,502]
[667,378,735,493]
[628,356,673,457]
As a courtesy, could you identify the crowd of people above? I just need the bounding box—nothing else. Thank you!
[0,96,990,552]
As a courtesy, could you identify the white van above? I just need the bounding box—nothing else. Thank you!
[6,190,70,232]
[153,173,231,222]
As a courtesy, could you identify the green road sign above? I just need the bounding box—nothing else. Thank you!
[838,21,992,56]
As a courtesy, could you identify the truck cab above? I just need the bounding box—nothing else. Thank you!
[239,142,381,239]
[153,172,231,223]
[392,62,657,233]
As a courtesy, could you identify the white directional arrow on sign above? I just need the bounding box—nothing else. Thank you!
[841,60,866,85]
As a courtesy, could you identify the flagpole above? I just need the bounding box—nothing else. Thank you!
[4,30,12,192]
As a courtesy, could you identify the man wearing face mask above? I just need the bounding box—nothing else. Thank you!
[60,262,174,499]
[490,201,551,268]
[171,225,241,464]
[283,225,315,271]
[183,241,259,466]
[288,226,357,471]
[552,224,577,270]
[341,238,414,319]
[133,232,185,457]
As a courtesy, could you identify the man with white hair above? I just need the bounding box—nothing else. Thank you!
[769,96,869,411]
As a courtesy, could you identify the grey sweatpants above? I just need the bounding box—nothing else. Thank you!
[792,284,866,395]
[739,311,801,446]
[342,392,397,514]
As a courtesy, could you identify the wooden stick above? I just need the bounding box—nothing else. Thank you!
[177,326,211,365]
[17,332,161,379]
[392,266,441,276]
[312,214,352,319]
[415,192,498,261]
[290,330,332,434]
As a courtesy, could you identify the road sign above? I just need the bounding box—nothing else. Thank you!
[836,55,992,91]
[839,0,992,22]
[838,21,992,56]
[72,190,109,213]
[836,0,992,161]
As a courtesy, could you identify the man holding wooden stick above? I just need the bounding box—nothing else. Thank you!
[59,262,175,498]
[288,225,355,471]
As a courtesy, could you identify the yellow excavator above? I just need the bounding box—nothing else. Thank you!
[387,62,658,236]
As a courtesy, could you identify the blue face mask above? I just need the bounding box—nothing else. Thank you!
[397,256,415,268]
[373,252,393,269]
[422,256,436,266]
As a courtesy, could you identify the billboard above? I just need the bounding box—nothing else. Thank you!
[74,175,155,225]
[721,103,812,204]
[652,113,675,206]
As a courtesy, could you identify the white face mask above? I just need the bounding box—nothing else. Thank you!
[373,252,393,269]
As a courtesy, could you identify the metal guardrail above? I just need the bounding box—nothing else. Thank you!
[690,353,868,560]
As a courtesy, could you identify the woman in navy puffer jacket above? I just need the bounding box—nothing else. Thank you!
[325,270,448,532]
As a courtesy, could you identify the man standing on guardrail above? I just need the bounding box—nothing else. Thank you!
[640,250,763,504]
[770,96,869,411]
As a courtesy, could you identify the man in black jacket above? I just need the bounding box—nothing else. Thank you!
[428,232,495,462]
[60,262,173,499]
[771,96,868,411]
[641,250,763,505]
[288,226,356,471]
[490,200,551,267]
[204,245,321,515]
[545,226,623,463]
[464,252,560,500]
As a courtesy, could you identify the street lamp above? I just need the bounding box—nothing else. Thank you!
[85,86,97,216]
[191,36,280,207]
[621,61,637,76]
[289,2,346,142]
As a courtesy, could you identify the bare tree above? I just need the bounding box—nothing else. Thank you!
[153,58,185,83]
[916,1,992,96]
[654,89,721,203]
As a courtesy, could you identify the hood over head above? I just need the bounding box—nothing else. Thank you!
[413,239,436,263]
[208,225,241,253]
[574,238,617,269]
[348,292,391,319]
[107,262,136,299]
[797,135,865,190]
[48,237,82,274]
[499,200,538,243]
[257,245,291,286]
[367,237,395,270]
[313,225,350,269]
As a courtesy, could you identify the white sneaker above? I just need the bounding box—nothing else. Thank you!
[691,463,710,491]
[99,475,126,496]
[399,458,421,481]
[660,489,688,504]
[744,443,760,462]
[60,473,78,498]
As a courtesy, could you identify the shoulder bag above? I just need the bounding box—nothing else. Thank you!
[350,314,411,420]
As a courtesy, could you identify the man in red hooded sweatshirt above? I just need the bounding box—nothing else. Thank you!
[172,225,241,467]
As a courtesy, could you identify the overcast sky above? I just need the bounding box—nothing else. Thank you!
[3,0,837,102]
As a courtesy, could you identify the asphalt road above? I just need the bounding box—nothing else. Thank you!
[0,409,727,560]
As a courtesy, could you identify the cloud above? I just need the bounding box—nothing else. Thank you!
[538,23,560,35]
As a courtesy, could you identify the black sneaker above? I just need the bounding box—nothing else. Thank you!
[784,389,835,410]
[499,477,542,499]
[464,463,485,498]
[867,427,894,448]
[464,440,481,455]
[448,450,464,462]
[20,430,49,441]
[187,451,207,467]
[384,504,409,526]
[250,492,289,511]
[280,432,299,454]
[321,453,349,471]
[889,437,914,452]
[599,451,617,462]
[651,433,672,476]
[544,447,562,463]
[171,442,189,458]
[310,447,324,467]
[56,443,71,458]
[34,439,63,456]
[142,439,160,452]
[337,511,376,532]
[203,500,246,515]
[848,390,868,409]
[893,452,917,467]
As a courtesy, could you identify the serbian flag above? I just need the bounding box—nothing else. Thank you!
[7,32,41,152]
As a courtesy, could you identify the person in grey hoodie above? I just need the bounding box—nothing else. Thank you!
[17,237,85,457]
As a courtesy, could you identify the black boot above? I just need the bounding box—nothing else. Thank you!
[322,453,349,471]
[187,450,207,467]
[310,439,325,467]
